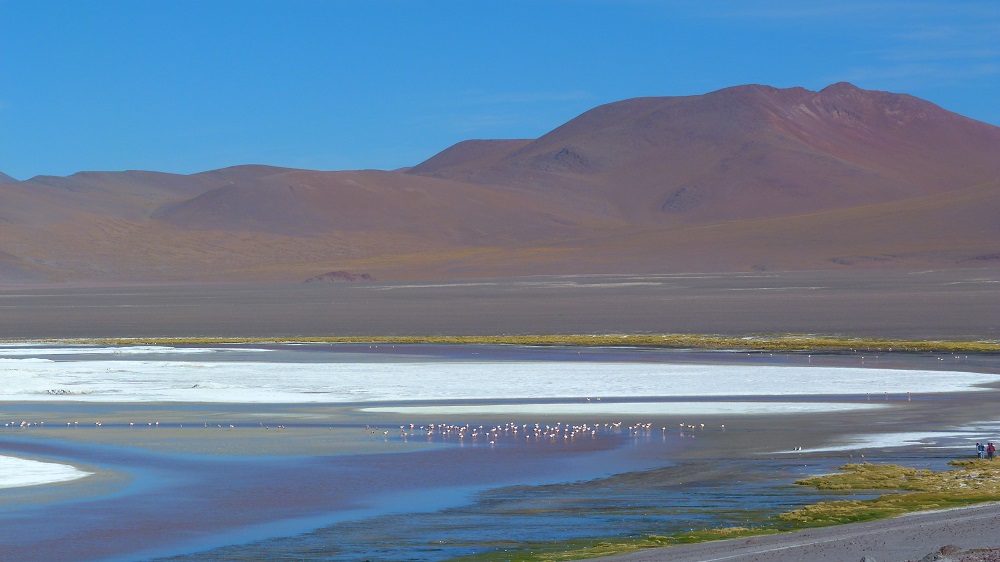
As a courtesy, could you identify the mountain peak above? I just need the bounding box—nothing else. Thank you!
[0,171,17,183]
[820,81,862,94]
[411,81,1000,223]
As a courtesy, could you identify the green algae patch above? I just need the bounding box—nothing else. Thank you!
[447,528,778,562]
[780,460,1000,527]
[795,462,935,491]
[794,459,1000,495]
[10,333,1000,353]
[445,461,1000,561]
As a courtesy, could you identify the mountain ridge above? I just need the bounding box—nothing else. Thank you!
[1,82,998,284]
[408,82,1000,224]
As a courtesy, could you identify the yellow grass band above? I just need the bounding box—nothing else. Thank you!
[4,334,999,353]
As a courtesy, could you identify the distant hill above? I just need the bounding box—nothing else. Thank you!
[1,83,998,284]
[0,172,17,183]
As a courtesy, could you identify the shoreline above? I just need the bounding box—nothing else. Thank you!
[0,333,1000,354]
[3,333,999,353]
[594,500,1000,562]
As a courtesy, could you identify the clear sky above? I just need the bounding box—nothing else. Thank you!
[1,1,998,180]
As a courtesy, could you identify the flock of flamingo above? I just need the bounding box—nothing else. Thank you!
[363,420,726,445]
[4,418,726,447]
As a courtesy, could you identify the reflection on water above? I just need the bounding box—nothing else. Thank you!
[161,458,870,561]
[1,429,683,562]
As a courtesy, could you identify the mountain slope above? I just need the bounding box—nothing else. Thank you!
[409,83,1000,224]
[150,168,599,243]
[1,82,998,284]
[408,139,532,177]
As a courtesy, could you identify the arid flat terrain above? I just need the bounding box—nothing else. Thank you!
[1,269,996,340]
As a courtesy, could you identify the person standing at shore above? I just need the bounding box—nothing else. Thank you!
[988,443,995,460]
[977,443,985,459]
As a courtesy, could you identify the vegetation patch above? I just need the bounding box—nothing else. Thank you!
[448,528,777,562]
[8,333,1000,353]
[445,460,1000,561]
[780,460,1000,526]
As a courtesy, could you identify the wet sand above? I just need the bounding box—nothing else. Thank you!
[0,269,997,339]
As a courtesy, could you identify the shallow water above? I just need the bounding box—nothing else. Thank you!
[1,429,679,561]
[2,344,999,561]
[160,458,869,562]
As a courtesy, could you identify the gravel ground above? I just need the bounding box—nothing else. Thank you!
[0,269,997,340]
[957,548,1000,562]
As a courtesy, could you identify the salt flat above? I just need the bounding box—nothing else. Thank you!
[0,454,91,489]
[1,347,996,403]
[362,402,887,416]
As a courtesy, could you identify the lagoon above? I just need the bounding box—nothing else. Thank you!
[2,343,999,561]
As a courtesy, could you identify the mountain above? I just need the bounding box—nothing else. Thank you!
[0,172,16,184]
[150,168,592,243]
[408,83,1000,223]
[0,83,998,284]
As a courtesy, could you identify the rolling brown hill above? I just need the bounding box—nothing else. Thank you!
[150,168,596,242]
[0,83,997,284]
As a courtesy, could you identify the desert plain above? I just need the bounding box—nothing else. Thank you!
[0,268,996,340]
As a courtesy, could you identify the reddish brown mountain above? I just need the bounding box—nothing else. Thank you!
[409,83,1000,222]
[150,168,591,243]
[0,83,997,284]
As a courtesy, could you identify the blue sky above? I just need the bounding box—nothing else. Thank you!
[1,1,998,180]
